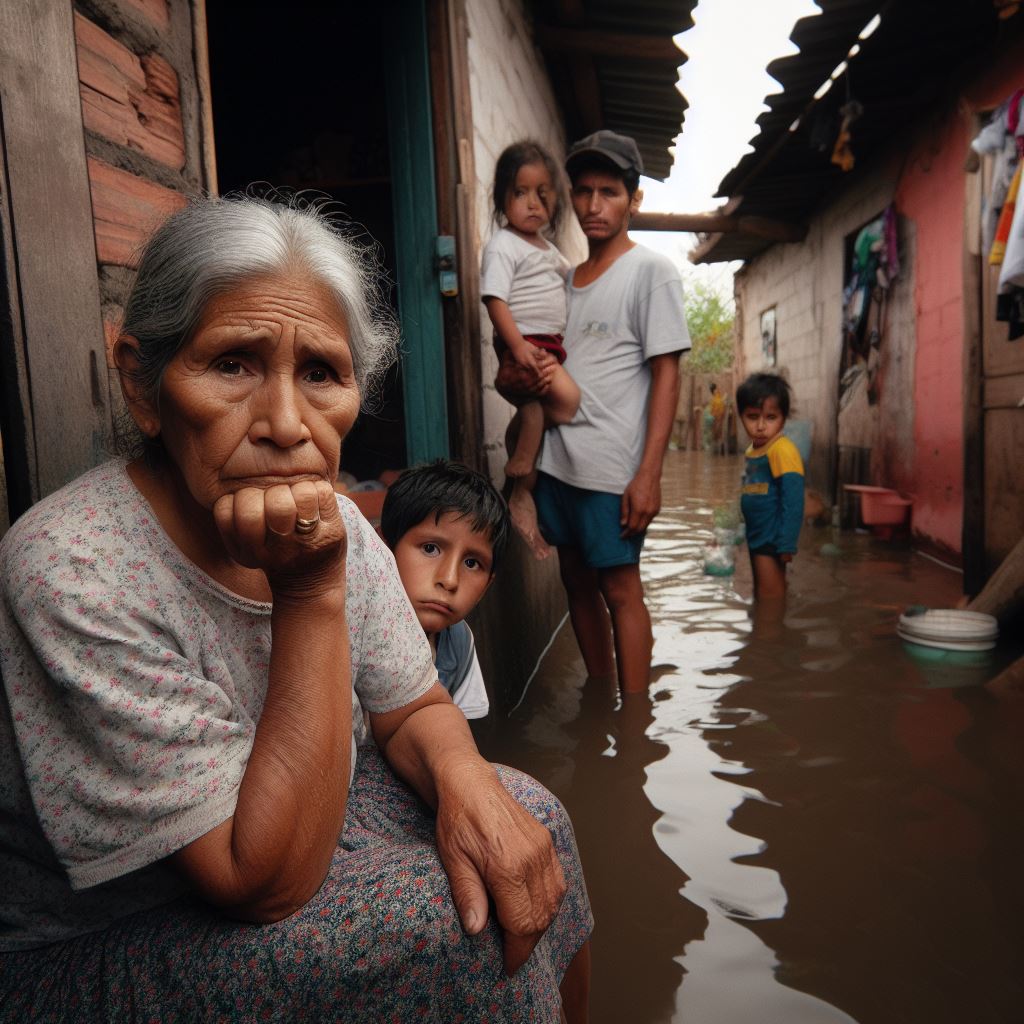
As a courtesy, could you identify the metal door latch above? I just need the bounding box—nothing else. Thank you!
[436,236,457,297]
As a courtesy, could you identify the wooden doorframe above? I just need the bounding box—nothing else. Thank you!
[385,1,451,465]
[963,115,1024,593]
[0,1,109,528]
[0,143,36,531]
[962,140,985,595]
[426,0,484,470]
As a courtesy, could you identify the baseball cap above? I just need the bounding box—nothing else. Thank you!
[565,130,644,176]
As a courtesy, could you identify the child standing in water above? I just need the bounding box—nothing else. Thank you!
[481,140,580,558]
[736,373,805,599]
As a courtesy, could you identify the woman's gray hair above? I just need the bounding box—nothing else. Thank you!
[120,192,398,444]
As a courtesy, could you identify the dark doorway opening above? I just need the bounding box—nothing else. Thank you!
[205,1,406,483]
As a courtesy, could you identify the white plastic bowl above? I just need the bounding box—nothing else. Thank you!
[898,609,999,650]
[897,629,996,652]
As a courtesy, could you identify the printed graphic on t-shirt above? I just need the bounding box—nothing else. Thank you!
[580,320,612,340]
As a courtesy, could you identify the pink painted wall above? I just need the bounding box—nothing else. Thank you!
[894,116,969,556]
[893,51,1024,557]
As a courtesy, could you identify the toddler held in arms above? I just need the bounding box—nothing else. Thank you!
[481,140,580,558]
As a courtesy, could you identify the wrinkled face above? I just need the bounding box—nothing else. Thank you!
[150,273,360,510]
[392,511,495,637]
[504,162,555,237]
[570,169,638,242]
[740,397,786,448]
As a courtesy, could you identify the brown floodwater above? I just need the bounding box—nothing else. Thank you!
[476,450,1024,1024]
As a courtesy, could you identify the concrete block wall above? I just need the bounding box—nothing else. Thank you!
[72,0,205,396]
[465,0,586,480]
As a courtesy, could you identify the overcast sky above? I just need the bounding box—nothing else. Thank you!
[633,0,821,292]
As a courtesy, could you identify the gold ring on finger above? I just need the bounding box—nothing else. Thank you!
[295,517,319,535]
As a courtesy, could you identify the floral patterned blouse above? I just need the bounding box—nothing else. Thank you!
[0,461,437,950]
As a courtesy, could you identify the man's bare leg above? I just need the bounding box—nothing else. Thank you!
[557,545,615,679]
[559,939,591,1024]
[598,563,652,695]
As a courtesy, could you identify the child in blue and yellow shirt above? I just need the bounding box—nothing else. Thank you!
[736,373,805,598]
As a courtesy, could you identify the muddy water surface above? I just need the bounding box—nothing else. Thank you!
[477,450,1024,1024]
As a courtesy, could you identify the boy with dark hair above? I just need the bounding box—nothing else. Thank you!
[380,461,511,719]
[496,129,690,696]
[736,372,805,599]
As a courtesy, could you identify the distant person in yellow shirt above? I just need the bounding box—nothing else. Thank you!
[708,382,726,448]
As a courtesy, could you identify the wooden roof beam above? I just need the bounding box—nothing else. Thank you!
[569,53,603,132]
[688,232,725,264]
[535,25,683,62]
[631,210,806,243]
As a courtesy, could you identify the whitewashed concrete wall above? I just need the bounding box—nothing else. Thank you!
[465,0,586,480]
[733,166,916,497]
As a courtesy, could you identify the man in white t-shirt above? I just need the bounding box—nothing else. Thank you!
[496,131,690,696]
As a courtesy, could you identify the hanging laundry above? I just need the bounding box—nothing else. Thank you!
[853,216,883,277]
[1008,88,1024,156]
[989,161,1021,265]
[831,99,863,172]
[999,177,1024,289]
[971,100,1019,256]
[995,288,1024,339]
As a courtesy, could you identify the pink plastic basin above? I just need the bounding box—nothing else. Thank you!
[843,485,912,526]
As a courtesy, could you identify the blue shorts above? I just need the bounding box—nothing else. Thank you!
[534,472,645,568]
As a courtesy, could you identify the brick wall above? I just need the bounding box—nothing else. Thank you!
[465,0,587,479]
[72,0,207,403]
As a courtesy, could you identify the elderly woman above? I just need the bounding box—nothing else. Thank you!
[0,196,591,1021]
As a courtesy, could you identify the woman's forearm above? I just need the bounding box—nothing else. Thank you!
[373,689,566,972]
[374,689,484,808]
[173,590,351,921]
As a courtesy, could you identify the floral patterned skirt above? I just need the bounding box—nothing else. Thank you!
[1,746,592,1023]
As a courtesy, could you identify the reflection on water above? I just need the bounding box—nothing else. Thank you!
[477,450,1024,1024]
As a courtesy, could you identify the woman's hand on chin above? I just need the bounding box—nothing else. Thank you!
[435,758,567,976]
[213,478,347,598]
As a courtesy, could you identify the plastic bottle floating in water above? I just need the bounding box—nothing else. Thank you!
[711,504,742,531]
[703,543,735,576]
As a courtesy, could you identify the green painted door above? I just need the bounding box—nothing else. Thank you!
[385,2,450,463]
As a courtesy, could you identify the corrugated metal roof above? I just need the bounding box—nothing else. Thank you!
[697,0,1024,262]
[715,0,881,201]
[531,0,695,180]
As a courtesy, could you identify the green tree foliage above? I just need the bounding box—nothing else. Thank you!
[682,279,735,374]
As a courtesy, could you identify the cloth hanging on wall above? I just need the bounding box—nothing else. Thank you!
[989,161,1021,266]
[971,90,1024,337]
[971,100,1019,257]
[840,204,900,406]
